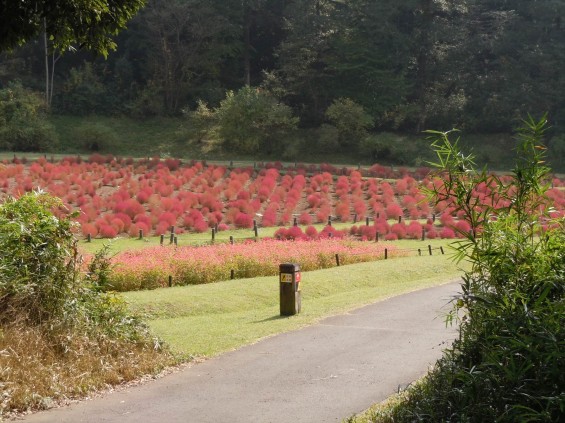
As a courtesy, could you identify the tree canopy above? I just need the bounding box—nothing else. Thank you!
[0,0,146,56]
[1,0,564,136]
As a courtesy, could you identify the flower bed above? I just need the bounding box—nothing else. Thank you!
[107,238,402,291]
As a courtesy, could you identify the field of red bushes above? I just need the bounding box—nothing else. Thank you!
[1,154,564,241]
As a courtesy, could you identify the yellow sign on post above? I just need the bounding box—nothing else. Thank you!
[280,273,293,283]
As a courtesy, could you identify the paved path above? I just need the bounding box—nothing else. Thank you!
[22,282,459,423]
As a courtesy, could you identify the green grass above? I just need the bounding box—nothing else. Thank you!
[122,254,464,358]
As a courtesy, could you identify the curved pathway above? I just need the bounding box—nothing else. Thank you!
[22,282,460,423]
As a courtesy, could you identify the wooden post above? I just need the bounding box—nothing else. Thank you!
[385,248,388,260]
[328,216,332,226]
[418,248,422,256]
[293,217,298,227]
[428,245,432,256]
[87,233,91,243]
[376,231,379,242]
[440,246,445,255]
[230,269,235,279]
[168,275,172,287]
[421,227,425,241]
[174,236,178,246]
[366,217,370,226]
[139,229,143,240]
[335,254,340,266]
[211,228,216,242]
[230,236,234,245]
[160,234,164,245]
[254,225,258,238]
[398,215,402,223]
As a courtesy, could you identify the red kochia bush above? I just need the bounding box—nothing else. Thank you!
[440,227,456,239]
[305,226,318,238]
[385,203,403,219]
[81,223,98,238]
[234,212,254,229]
[99,224,118,238]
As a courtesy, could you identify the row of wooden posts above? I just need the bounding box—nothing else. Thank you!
[85,213,438,243]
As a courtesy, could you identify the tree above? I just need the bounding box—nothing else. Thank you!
[0,0,146,57]
[127,0,240,114]
[193,86,298,155]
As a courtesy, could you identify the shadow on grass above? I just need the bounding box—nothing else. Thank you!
[253,315,292,323]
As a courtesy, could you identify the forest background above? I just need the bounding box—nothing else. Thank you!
[1,0,565,170]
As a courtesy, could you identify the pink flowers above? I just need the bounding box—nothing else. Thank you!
[107,239,400,291]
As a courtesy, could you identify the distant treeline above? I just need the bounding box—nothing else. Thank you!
[1,1,564,148]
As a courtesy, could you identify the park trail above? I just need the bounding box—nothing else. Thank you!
[21,281,460,423]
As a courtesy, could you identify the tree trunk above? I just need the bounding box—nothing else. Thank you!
[244,5,252,86]
[43,19,50,107]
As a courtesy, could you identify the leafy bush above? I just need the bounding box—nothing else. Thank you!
[192,86,299,155]
[384,116,565,421]
[0,192,171,415]
[0,82,59,152]
[0,192,78,324]
[71,121,118,152]
[325,98,373,149]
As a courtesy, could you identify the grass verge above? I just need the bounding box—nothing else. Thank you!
[123,254,464,357]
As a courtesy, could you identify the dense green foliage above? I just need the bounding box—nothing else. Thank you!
[0,191,171,415]
[191,86,298,155]
[0,191,146,337]
[374,117,565,421]
[0,0,145,56]
[0,82,58,152]
[325,98,373,150]
[1,0,564,138]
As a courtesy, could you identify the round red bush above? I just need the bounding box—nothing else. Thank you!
[81,223,98,238]
[99,224,118,239]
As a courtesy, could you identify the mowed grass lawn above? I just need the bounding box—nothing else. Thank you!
[122,253,465,359]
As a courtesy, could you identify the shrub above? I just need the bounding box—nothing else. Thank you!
[0,192,78,324]
[325,98,373,149]
[71,121,118,152]
[389,117,565,421]
[305,226,318,238]
[0,82,59,152]
[210,86,299,155]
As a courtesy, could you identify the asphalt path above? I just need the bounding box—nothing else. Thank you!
[21,281,460,423]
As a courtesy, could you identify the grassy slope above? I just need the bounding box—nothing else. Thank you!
[123,254,464,358]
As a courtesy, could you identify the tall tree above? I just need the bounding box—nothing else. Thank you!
[275,0,340,123]
[460,0,565,132]
[130,0,241,113]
